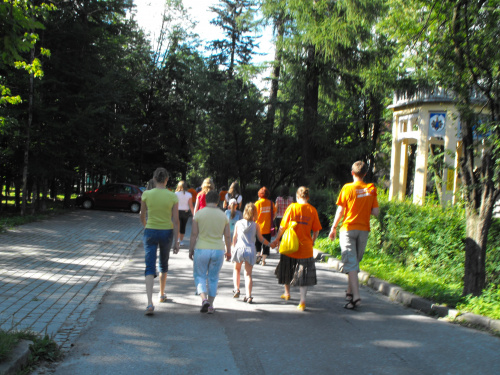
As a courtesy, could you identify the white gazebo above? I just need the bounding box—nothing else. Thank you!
[387,87,487,205]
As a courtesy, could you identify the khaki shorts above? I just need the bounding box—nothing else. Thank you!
[339,230,369,273]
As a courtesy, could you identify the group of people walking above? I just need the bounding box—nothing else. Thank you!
[139,161,379,315]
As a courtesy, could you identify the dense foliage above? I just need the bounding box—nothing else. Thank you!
[1,0,395,211]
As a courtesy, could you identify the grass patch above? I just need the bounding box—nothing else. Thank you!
[0,328,61,370]
[0,205,73,232]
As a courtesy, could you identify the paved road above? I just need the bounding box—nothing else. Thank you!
[1,210,498,374]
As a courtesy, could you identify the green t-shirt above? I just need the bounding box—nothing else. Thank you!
[194,207,229,250]
[142,188,178,229]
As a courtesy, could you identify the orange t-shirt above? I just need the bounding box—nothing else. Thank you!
[336,181,378,232]
[255,198,276,235]
[280,203,322,259]
[188,188,198,203]
[219,190,227,203]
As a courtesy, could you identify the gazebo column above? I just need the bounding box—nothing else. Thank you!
[413,112,429,204]
[453,141,463,205]
[399,141,409,200]
[389,114,401,200]
[441,117,458,205]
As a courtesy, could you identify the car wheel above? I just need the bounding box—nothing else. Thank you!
[82,199,93,209]
[130,202,141,213]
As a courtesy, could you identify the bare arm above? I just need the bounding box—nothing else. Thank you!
[188,198,194,216]
[171,203,180,254]
[232,226,238,247]
[193,197,199,214]
[270,226,286,249]
[189,219,198,260]
[223,223,231,261]
[140,201,147,227]
[311,230,319,246]
[328,205,345,241]
[256,224,271,247]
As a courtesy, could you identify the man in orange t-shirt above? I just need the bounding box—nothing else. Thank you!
[329,161,379,310]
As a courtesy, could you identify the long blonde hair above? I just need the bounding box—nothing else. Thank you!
[176,180,186,193]
[201,178,215,194]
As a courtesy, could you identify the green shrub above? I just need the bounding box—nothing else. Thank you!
[369,193,466,283]
[457,284,500,320]
[308,188,338,230]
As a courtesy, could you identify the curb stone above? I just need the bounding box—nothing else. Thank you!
[0,340,32,375]
[314,249,500,333]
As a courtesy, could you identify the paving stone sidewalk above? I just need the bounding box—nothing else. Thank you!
[0,210,143,351]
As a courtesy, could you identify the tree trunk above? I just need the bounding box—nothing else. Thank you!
[302,44,320,184]
[261,14,284,187]
[21,48,35,216]
[463,208,493,296]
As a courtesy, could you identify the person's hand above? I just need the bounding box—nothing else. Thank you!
[173,242,180,254]
[225,252,231,261]
[328,228,336,241]
[189,250,194,260]
[270,239,278,248]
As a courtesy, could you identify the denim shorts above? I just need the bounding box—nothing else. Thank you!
[339,230,369,273]
[143,228,173,277]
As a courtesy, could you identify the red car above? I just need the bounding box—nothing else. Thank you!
[76,183,142,213]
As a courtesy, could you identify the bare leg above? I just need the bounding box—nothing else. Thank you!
[179,233,184,242]
[299,286,307,304]
[159,272,167,297]
[145,275,154,306]
[233,262,242,292]
[244,262,253,297]
[284,284,290,296]
[261,254,267,265]
[208,295,215,307]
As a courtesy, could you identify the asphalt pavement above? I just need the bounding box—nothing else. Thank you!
[1,210,499,375]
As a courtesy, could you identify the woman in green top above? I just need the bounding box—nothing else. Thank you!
[140,168,179,315]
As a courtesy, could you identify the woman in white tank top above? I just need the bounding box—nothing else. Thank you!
[175,181,194,245]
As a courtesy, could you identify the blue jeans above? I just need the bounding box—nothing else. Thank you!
[193,249,225,297]
[143,229,173,277]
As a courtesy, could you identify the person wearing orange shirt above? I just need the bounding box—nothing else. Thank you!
[328,161,379,310]
[254,187,276,266]
[219,186,227,209]
[187,187,198,204]
[271,187,322,311]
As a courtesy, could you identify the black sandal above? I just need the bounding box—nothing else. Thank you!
[345,293,353,301]
[344,298,361,310]
[243,296,253,303]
